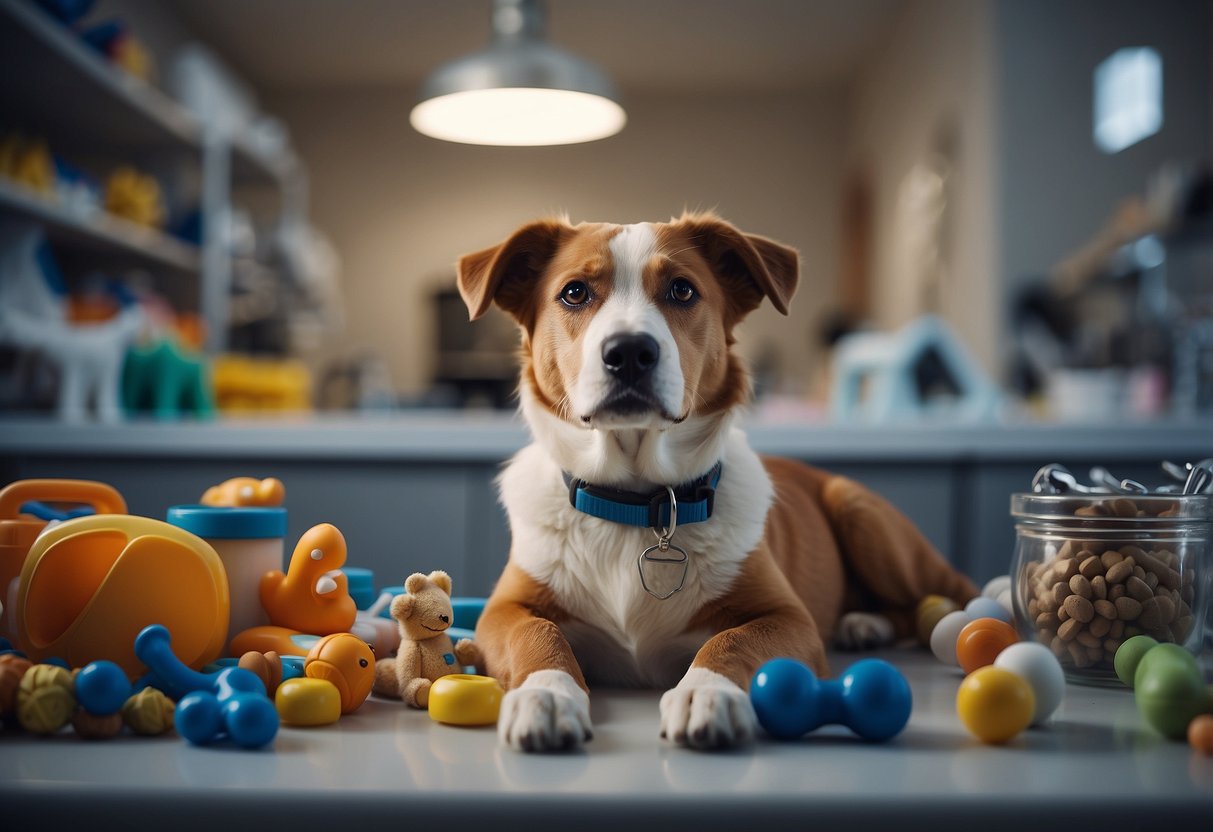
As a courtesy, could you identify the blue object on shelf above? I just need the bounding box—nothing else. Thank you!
[342,567,376,610]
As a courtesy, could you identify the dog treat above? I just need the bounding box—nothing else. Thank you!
[17,665,76,734]
[1021,497,1200,674]
[72,708,124,739]
[121,687,176,736]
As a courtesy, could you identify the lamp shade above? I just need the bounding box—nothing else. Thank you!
[410,0,626,146]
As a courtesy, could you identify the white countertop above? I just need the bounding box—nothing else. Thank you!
[2,412,1211,463]
[3,650,1210,830]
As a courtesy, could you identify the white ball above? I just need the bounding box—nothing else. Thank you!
[994,642,1065,724]
[929,610,971,666]
[982,574,1012,599]
[996,588,1014,615]
[965,595,1013,624]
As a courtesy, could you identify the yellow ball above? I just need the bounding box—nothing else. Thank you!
[275,677,341,727]
[956,666,1035,744]
[916,594,959,645]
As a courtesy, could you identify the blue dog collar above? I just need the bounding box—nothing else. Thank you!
[562,463,722,529]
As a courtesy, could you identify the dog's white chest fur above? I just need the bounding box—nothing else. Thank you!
[499,428,774,688]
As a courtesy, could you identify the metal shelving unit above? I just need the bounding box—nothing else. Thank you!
[0,0,305,354]
[0,179,200,272]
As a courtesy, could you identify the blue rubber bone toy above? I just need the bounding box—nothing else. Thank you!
[135,624,278,749]
[749,657,912,742]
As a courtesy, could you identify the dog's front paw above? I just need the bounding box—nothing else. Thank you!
[833,611,895,650]
[498,670,592,752]
[660,667,756,750]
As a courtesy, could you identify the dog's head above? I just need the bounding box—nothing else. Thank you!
[456,213,798,438]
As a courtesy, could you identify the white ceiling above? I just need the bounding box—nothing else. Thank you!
[161,0,905,94]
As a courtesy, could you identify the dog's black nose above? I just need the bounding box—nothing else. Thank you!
[439,614,450,624]
[602,333,660,385]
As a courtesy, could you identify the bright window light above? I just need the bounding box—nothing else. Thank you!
[1094,47,1163,154]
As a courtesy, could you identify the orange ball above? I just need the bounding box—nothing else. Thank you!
[1189,714,1213,756]
[956,617,1020,675]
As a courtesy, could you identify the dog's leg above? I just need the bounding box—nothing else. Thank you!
[821,475,979,638]
[476,563,591,752]
[663,550,825,749]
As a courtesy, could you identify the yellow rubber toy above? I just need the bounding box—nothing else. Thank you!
[14,514,229,678]
[428,674,504,726]
[276,677,341,727]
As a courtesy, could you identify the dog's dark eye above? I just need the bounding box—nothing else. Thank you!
[668,278,697,305]
[560,281,590,307]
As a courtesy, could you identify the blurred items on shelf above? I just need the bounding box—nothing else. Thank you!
[318,352,397,412]
[1008,163,1213,422]
[211,354,311,413]
[33,0,155,82]
[430,287,518,409]
[170,43,290,161]
[122,338,212,420]
[103,166,164,229]
[0,132,54,194]
[829,315,1003,425]
[0,130,170,232]
[0,219,143,421]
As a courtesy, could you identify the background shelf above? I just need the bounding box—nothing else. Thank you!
[0,178,200,272]
[0,0,201,156]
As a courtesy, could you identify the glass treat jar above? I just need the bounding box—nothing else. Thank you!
[1011,493,1211,686]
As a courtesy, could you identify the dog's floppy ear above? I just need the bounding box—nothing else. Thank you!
[457,219,570,323]
[679,214,799,316]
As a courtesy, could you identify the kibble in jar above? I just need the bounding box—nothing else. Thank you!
[1012,493,1209,686]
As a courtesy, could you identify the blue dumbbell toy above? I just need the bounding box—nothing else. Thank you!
[135,624,278,749]
[750,657,912,741]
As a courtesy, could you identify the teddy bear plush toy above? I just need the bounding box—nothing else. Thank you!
[373,570,483,708]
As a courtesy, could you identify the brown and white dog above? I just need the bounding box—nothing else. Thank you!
[457,213,976,752]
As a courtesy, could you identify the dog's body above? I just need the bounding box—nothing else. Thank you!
[458,215,976,752]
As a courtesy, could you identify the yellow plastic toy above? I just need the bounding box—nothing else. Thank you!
[201,477,285,507]
[305,633,375,714]
[0,480,127,642]
[104,166,164,229]
[428,675,504,726]
[275,677,341,727]
[14,514,229,679]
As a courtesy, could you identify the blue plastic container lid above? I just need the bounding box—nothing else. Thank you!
[166,505,288,539]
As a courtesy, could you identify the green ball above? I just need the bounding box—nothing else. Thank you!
[1114,635,1159,688]
[1134,644,1208,739]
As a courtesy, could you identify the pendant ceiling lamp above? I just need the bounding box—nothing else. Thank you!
[410,0,626,146]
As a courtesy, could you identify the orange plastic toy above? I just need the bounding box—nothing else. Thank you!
[200,477,285,508]
[260,523,354,634]
[0,480,127,642]
[956,617,1020,675]
[305,633,375,714]
[14,514,228,678]
[231,524,356,657]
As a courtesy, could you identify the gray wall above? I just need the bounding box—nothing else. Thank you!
[996,0,1213,301]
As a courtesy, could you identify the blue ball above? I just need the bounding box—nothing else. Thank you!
[840,659,912,741]
[964,596,1013,624]
[222,695,279,749]
[75,660,132,716]
[43,656,70,669]
[750,657,820,739]
[176,692,223,745]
